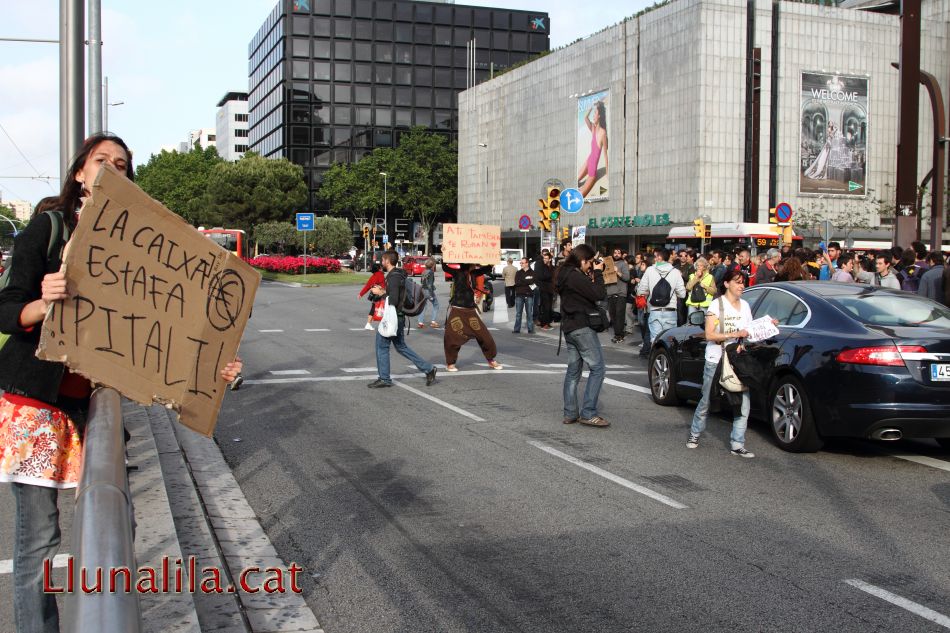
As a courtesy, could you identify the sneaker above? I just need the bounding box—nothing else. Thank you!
[425,367,437,386]
[229,374,244,391]
[731,447,755,458]
[364,323,373,330]
[686,434,699,449]
[488,360,503,370]
[417,323,425,328]
[430,322,441,328]
[562,416,579,425]
[445,365,459,372]
[512,329,520,334]
[580,416,610,428]
[367,379,393,388]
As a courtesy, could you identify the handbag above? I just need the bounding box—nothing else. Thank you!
[372,299,385,322]
[377,298,399,337]
[585,302,610,333]
[635,295,647,310]
[716,297,746,392]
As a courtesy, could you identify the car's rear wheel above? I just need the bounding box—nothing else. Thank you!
[769,375,823,452]
[649,347,680,406]
[936,438,950,450]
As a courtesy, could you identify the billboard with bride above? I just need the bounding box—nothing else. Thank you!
[799,72,869,197]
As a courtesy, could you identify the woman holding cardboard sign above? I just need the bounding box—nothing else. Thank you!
[0,132,243,633]
[441,262,502,372]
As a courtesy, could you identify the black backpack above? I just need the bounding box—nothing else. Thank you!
[648,268,673,307]
[401,276,427,317]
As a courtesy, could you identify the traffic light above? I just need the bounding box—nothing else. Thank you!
[693,218,705,238]
[362,226,369,239]
[546,186,561,222]
[768,207,778,224]
[537,198,552,232]
[782,223,794,246]
[561,226,570,241]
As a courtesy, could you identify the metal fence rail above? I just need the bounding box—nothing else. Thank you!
[67,388,142,633]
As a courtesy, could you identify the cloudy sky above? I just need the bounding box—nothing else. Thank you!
[0,0,650,206]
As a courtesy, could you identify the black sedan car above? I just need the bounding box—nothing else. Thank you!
[648,281,950,452]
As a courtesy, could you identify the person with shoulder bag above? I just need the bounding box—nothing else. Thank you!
[686,269,755,458]
[684,256,716,317]
[0,133,244,633]
[556,244,609,427]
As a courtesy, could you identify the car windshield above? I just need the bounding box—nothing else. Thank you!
[826,291,950,328]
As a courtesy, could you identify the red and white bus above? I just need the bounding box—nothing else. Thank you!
[198,227,247,258]
[666,222,802,255]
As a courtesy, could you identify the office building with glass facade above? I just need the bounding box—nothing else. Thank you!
[248,0,550,218]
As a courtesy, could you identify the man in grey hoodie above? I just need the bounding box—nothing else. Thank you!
[636,248,686,348]
[606,247,630,343]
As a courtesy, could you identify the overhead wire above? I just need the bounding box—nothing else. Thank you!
[0,120,55,191]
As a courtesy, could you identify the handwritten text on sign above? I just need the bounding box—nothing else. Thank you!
[37,165,260,436]
[440,224,501,265]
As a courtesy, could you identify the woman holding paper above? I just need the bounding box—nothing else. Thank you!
[0,132,243,633]
[441,262,502,371]
[686,269,755,458]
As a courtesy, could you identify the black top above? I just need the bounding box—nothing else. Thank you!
[534,261,554,293]
[442,263,491,308]
[0,212,71,405]
[513,268,536,296]
[556,266,606,334]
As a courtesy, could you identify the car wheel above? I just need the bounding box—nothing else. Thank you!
[936,438,950,450]
[649,347,680,406]
[769,375,823,452]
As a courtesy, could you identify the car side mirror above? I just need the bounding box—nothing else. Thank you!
[688,311,706,326]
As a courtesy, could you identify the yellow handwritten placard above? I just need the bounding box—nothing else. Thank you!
[440,224,500,265]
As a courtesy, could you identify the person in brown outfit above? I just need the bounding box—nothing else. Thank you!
[441,262,503,372]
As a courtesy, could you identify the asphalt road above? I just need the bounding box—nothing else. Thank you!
[213,279,950,633]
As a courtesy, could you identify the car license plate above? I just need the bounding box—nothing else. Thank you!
[931,364,950,381]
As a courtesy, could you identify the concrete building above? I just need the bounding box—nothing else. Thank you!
[458,0,950,253]
[248,0,550,220]
[0,198,32,222]
[216,92,250,161]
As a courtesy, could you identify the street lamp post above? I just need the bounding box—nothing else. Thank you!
[103,77,123,131]
[379,171,388,248]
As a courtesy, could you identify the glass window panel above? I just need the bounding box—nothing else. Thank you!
[333,19,351,38]
[434,47,452,67]
[376,1,392,20]
[394,2,413,21]
[474,9,490,27]
[314,0,332,14]
[291,126,310,145]
[354,19,372,40]
[414,24,433,41]
[334,61,351,82]
[334,84,351,102]
[414,110,433,128]
[334,0,351,16]
[529,33,547,52]
[355,107,372,125]
[434,89,454,109]
[511,13,528,29]
[474,29,490,47]
[414,89,432,108]
[395,87,412,107]
[453,48,467,67]
[291,105,311,123]
[312,83,331,102]
[395,109,412,127]
[314,61,331,80]
[395,44,412,64]
[374,86,392,105]
[454,69,468,89]
[375,109,392,128]
[434,68,452,87]
[434,5,453,25]
[395,23,413,43]
[291,147,309,166]
[334,40,351,60]
[293,60,309,79]
[333,127,351,144]
[376,43,393,62]
[313,39,331,58]
[492,11,509,28]
[314,149,331,166]
[434,27,452,46]
[374,65,392,83]
[415,4,432,21]
[332,147,349,163]
[374,21,392,41]
[354,42,372,61]
[354,63,372,82]
[293,16,310,35]
[313,17,330,37]
[374,129,393,146]
[292,38,310,57]
[454,27,470,46]
[354,0,372,18]
[333,106,351,124]
[313,127,330,144]
[354,85,371,104]
[434,110,452,128]
[415,46,432,66]
[511,32,527,50]
[414,67,432,86]
[394,66,412,84]
[491,50,508,67]
[313,104,329,123]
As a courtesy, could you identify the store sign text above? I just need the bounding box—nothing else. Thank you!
[588,214,671,229]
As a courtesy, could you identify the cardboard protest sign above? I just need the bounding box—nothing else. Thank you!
[602,256,618,285]
[37,165,260,436]
[440,224,500,265]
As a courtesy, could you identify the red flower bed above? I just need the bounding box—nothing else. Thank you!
[245,255,341,275]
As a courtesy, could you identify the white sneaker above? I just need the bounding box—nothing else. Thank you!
[730,447,755,458]
[686,434,699,449]
[364,323,373,330]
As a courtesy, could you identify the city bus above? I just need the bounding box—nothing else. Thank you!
[666,222,803,255]
[198,227,247,258]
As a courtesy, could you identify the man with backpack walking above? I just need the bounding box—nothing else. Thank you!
[636,248,686,349]
[367,251,437,388]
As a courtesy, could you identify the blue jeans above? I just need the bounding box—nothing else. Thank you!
[513,294,535,333]
[376,317,433,383]
[690,360,751,449]
[12,483,61,633]
[563,327,606,419]
[419,293,440,324]
[648,310,678,343]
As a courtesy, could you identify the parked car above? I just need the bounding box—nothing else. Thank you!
[334,254,355,269]
[402,255,427,276]
[647,281,950,452]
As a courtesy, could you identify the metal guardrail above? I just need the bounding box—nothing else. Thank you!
[67,388,142,633]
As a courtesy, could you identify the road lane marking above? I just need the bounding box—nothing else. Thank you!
[844,579,950,629]
[244,369,563,384]
[604,377,652,395]
[393,381,487,422]
[341,367,380,373]
[528,441,687,509]
[349,327,372,331]
[536,363,633,369]
[0,553,71,575]
[305,328,331,332]
[258,329,284,333]
[269,369,311,375]
[885,453,950,473]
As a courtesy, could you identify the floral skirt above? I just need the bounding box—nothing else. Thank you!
[0,394,83,489]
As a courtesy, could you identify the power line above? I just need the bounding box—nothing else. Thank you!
[0,120,54,190]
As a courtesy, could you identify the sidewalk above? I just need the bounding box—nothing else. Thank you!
[0,400,323,633]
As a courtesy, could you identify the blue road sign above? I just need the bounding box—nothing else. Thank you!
[560,188,585,214]
[775,202,793,223]
[518,214,532,230]
[296,212,315,231]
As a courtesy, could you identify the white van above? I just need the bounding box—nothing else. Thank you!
[492,248,524,278]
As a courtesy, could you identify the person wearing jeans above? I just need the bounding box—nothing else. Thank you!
[605,248,630,343]
[417,258,441,328]
[636,247,686,347]
[556,244,609,427]
[512,257,536,334]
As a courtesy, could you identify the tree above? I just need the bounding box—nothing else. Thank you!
[317,149,393,223]
[392,128,457,254]
[796,197,876,246]
[0,204,20,249]
[252,221,298,254]
[206,152,309,233]
[309,216,352,256]
[134,145,223,226]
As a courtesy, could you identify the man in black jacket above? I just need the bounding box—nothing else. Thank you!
[556,244,609,427]
[368,251,437,388]
[512,257,536,334]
